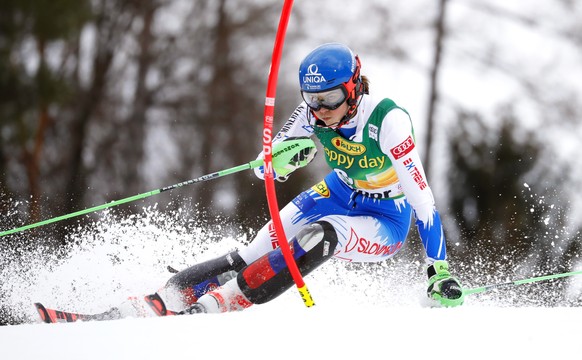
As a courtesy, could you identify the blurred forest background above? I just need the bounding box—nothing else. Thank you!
[1,0,582,310]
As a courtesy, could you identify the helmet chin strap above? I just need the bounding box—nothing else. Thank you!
[333,114,352,129]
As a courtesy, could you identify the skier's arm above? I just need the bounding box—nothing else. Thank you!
[254,103,316,181]
[273,102,314,142]
[379,109,446,262]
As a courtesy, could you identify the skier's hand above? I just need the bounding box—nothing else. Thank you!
[253,153,291,182]
[254,137,317,182]
[276,137,317,179]
[427,260,464,307]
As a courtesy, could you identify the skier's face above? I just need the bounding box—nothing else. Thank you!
[313,101,349,128]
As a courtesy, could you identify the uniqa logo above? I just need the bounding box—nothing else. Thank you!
[331,137,366,155]
[303,63,326,83]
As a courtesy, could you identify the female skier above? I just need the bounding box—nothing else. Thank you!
[154,42,464,314]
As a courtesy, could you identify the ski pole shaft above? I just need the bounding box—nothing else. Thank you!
[0,138,315,238]
[464,269,582,295]
[0,163,253,238]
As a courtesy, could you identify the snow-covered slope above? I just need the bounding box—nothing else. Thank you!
[4,305,582,360]
[1,208,581,359]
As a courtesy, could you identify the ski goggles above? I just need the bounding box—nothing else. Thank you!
[301,86,347,111]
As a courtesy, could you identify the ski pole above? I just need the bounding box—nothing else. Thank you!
[464,269,582,295]
[0,137,316,238]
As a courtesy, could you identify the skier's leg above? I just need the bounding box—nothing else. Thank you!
[165,185,324,307]
[157,191,320,308]
[194,220,338,313]
[171,176,349,312]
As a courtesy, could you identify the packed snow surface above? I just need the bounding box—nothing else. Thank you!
[1,208,581,359]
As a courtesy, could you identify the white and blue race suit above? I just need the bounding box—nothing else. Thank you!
[241,94,446,265]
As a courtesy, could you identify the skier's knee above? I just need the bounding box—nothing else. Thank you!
[236,221,338,304]
[295,220,338,260]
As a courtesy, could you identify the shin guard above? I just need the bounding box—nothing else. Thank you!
[237,221,338,304]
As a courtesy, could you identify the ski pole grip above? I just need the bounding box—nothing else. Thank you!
[249,137,317,172]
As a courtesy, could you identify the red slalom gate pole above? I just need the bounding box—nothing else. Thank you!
[262,0,314,307]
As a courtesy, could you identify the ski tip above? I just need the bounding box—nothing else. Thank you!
[34,303,54,324]
[144,293,178,316]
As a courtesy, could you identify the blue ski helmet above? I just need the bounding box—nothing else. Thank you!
[299,43,359,93]
[299,43,365,125]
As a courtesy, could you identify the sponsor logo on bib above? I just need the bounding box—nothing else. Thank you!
[312,181,330,198]
[332,137,366,155]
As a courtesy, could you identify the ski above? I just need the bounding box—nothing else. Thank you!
[144,293,178,316]
[35,302,123,323]
[35,293,178,324]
